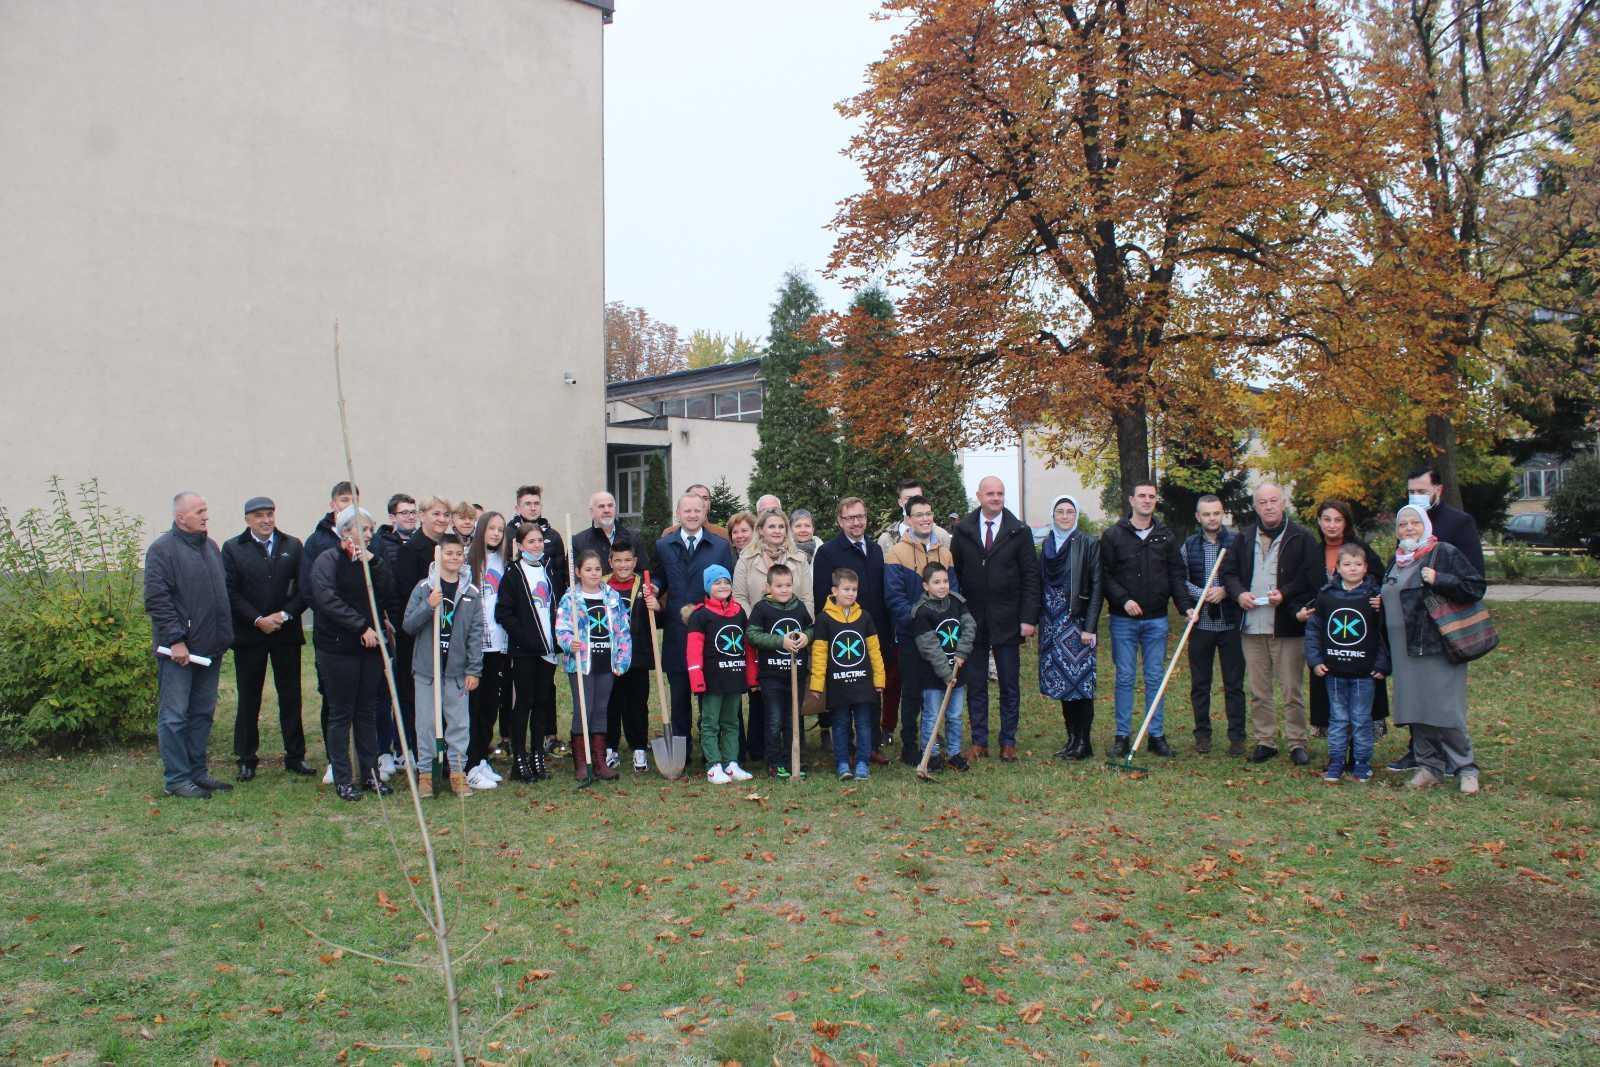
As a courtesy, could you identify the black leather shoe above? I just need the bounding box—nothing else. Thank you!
[1193,733,1212,754]
[284,760,316,776]
[1148,735,1176,757]
[1248,745,1279,764]
[164,782,212,799]
[194,774,233,792]
[1386,752,1419,772]
[336,784,363,802]
[237,763,256,782]
[1290,746,1310,766]
[1110,736,1131,758]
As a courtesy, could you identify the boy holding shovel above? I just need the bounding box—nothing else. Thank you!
[911,562,976,773]
[401,532,483,798]
[747,563,813,779]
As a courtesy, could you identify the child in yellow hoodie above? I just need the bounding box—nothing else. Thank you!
[808,567,886,780]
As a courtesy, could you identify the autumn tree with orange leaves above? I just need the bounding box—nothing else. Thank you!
[819,0,1368,497]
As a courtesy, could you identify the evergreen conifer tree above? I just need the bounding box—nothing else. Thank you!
[751,271,838,522]
[640,451,672,540]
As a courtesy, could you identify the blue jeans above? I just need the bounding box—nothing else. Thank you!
[157,656,222,790]
[963,637,1020,747]
[1110,614,1170,738]
[920,686,966,758]
[1325,675,1375,772]
[830,702,876,768]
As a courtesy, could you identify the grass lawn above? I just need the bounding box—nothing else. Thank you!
[3,602,1597,1066]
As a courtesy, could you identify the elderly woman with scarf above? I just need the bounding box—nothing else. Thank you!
[1384,504,1484,794]
[1037,496,1103,760]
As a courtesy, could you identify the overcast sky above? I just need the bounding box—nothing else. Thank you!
[604,2,898,343]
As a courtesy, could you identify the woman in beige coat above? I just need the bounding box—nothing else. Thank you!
[732,509,815,617]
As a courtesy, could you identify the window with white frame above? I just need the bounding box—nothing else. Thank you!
[612,451,653,522]
[1522,467,1563,499]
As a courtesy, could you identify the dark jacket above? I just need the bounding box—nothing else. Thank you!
[812,533,890,637]
[807,597,887,708]
[747,595,814,684]
[394,531,441,610]
[1303,575,1391,677]
[911,591,977,686]
[299,513,341,604]
[506,515,568,591]
[950,508,1042,645]
[1426,503,1484,578]
[684,596,757,694]
[222,529,305,649]
[1180,530,1241,628]
[653,529,735,673]
[1384,542,1487,658]
[1099,517,1192,619]
[1039,528,1102,633]
[607,573,660,671]
[495,557,566,659]
[1220,519,1321,637]
[572,522,637,573]
[144,524,235,659]
[375,523,412,572]
[309,549,400,656]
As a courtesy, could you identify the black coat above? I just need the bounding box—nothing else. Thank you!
[506,515,569,590]
[143,525,235,659]
[495,557,567,659]
[1426,504,1484,578]
[812,533,890,636]
[1220,520,1322,637]
[1099,516,1192,620]
[572,522,637,573]
[309,549,400,656]
[375,524,412,572]
[394,531,441,607]
[653,530,735,673]
[298,513,341,601]
[950,508,1042,645]
[222,529,306,649]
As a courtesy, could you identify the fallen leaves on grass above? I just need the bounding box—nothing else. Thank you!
[809,1045,840,1066]
[1019,1002,1045,1025]
[376,890,400,916]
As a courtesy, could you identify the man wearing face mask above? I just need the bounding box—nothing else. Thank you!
[1387,463,1484,774]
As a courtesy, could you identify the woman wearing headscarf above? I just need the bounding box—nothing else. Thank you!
[1383,504,1484,794]
[1037,496,1102,760]
[1301,500,1390,747]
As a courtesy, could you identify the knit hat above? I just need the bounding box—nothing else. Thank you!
[702,564,732,594]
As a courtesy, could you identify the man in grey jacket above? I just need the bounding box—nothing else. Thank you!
[144,492,236,799]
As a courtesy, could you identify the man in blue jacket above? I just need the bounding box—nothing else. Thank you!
[144,492,235,799]
[654,493,735,747]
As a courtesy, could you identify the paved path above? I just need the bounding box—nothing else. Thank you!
[1483,584,1600,603]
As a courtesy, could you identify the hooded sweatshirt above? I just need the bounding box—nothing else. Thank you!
[747,594,815,684]
[807,596,887,708]
[1302,574,1391,678]
[685,596,757,694]
[911,590,977,686]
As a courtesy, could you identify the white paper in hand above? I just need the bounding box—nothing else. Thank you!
[157,646,213,667]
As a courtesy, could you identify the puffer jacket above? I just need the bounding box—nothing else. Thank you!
[554,583,634,676]
[144,524,235,659]
[883,533,958,644]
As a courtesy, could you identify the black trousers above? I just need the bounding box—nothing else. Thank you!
[232,640,305,765]
[745,687,765,762]
[1188,627,1247,741]
[1309,669,1390,728]
[606,667,652,753]
[393,633,417,755]
[467,651,511,768]
[760,678,796,770]
[508,655,557,756]
[319,649,381,788]
[667,670,694,739]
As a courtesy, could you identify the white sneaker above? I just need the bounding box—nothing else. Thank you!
[707,764,732,785]
[377,753,396,782]
[467,766,498,790]
[1459,770,1480,795]
[476,759,503,783]
[632,749,649,772]
[725,762,753,782]
[606,748,621,769]
[321,764,334,785]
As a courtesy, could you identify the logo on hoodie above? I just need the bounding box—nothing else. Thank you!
[830,629,865,668]
[714,624,744,657]
[935,618,961,652]
[1327,608,1365,647]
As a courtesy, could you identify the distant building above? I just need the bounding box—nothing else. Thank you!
[1511,442,1599,516]
[0,0,613,538]
[605,359,763,525]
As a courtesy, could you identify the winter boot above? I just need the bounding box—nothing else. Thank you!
[449,770,473,798]
[572,734,590,781]
[592,735,618,780]
[530,746,549,781]
[1073,706,1095,761]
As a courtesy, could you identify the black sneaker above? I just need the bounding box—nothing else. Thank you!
[1290,746,1311,766]
[928,754,946,772]
[367,780,394,797]
[194,774,233,792]
[1386,752,1419,772]
[236,763,256,782]
[163,782,212,799]
[336,785,363,802]
[946,754,970,772]
[1248,745,1279,764]
[1110,736,1131,758]
[1147,735,1176,758]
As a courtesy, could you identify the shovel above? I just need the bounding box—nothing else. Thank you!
[1109,547,1227,774]
[643,569,687,779]
[916,676,959,781]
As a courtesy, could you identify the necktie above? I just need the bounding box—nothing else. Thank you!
[856,540,867,557]
[687,535,698,555]
[984,520,994,552]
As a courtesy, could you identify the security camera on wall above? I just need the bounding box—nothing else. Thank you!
[563,371,578,386]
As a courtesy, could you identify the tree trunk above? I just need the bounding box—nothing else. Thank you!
[1425,412,1463,509]
[1114,404,1151,504]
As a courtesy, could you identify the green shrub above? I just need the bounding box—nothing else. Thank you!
[0,478,155,752]
[1494,544,1533,581]
[1549,457,1600,546]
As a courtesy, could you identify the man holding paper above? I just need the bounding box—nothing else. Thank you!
[144,492,235,799]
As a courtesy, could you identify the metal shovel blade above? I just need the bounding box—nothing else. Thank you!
[651,734,688,780]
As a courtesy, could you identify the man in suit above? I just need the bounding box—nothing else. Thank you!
[812,496,895,763]
[654,493,735,745]
[951,477,1041,761]
[223,497,313,780]
[1387,463,1487,773]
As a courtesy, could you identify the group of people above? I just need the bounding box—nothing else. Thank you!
[142,465,1488,799]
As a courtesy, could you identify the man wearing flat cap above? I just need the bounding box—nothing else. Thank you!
[222,496,312,780]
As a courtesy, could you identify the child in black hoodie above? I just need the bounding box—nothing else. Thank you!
[1303,543,1390,782]
[746,563,814,778]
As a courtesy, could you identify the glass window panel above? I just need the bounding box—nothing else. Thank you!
[739,388,761,414]
[685,394,711,419]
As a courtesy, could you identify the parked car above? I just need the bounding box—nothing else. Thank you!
[1502,512,1556,546]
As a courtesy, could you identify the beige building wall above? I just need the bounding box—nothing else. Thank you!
[0,0,607,543]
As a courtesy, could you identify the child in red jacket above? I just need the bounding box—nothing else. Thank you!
[684,564,757,784]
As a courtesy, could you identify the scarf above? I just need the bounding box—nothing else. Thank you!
[1048,495,1080,546]
[1392,504,1438,568]
[1042,495,1081,585]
